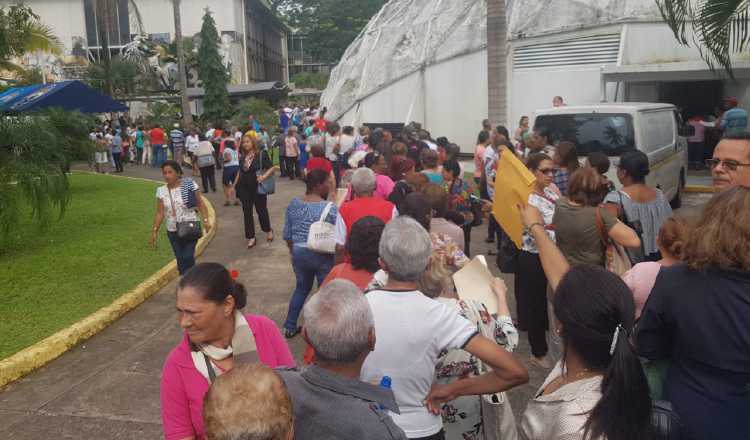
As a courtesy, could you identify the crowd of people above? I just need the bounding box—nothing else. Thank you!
[141,99,750,440]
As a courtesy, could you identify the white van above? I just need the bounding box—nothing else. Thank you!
[531,103,688,208]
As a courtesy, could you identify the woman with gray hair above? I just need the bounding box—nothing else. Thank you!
[335,168,397,254]
[362,216,529,440]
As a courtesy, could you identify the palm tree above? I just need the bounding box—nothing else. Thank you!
[171,0,194,126]
[657,0,750,76]
[0,21,62,75]
[92,0,146,96]
[487,0,507,126]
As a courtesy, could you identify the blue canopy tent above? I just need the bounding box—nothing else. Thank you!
[0,80,128,113]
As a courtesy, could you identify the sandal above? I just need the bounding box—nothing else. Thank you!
[284,327,301,339]
[267,229,274,242]
[247,238,257,249]
[223,201,230,206]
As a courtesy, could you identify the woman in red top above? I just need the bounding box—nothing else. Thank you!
[304,145,335,199]
[323,215,385,289]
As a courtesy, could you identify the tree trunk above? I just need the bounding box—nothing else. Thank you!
[172,0,194,127]
[95,0,114,96]
[486,0,507,126]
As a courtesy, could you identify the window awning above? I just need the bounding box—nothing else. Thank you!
[602,60,750,82]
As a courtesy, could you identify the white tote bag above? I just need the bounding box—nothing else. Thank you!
[306,202,337,254]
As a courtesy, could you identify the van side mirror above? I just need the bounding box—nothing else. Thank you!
[678,125,695,137]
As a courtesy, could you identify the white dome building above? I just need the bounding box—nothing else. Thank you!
[321,0,750,153]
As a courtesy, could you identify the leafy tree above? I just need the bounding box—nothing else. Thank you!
[291,72,329,89]
[0,5,61,74]
[230,97,278,131]
[85,56,143,96]
[12,67,43,86]
[90,0,146,96]
[658,0,750,76]
[273,0,386,63]
[197,10,230,123]
[0,109,94,239]
[145,101,181,129]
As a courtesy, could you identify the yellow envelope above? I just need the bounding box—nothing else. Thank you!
[492,149,536,248]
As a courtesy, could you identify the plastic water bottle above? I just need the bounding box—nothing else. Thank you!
[379,376,392,410]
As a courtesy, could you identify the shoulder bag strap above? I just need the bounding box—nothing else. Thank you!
[166,184,178,220]
[595,207,609,249]
[203,353,217,383]
[319,202,334,223]
[618,190,628,223]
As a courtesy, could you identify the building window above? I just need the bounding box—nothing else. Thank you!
[149,33,172,44]
[84,0,131,48]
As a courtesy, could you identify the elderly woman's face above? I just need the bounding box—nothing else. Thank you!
[176,286,231,345]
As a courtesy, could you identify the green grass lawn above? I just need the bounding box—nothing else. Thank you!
[0,173,174,359]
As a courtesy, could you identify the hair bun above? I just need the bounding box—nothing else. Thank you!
[232,282,248,309]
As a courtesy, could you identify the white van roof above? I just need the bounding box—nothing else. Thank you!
[534,103,676,115]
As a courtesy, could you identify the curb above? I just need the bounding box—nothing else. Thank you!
[684,185,715,194]
[0,172,217,389]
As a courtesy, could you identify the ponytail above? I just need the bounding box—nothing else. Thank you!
[584,324,653,440]
[178,263,247,311]
[554,266,654,440]
[232,281,247,309]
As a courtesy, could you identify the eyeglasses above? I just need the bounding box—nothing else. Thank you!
[537,168,556,176]
[705,158,750,171]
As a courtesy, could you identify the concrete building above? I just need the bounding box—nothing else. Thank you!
[1,0,289,85]
[287,32,336,78]
[321,0,750,154]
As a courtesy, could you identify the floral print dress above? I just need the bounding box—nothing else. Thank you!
[434,298,518,440]
[446,178,475,226]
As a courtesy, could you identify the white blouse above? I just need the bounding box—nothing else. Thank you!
[519,361,604,440]
[156,180,199,232]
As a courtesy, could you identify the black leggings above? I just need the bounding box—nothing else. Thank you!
[515,250,549,358]
[199,165,216,192]
[285,156,300,178]
[241,194,271,239]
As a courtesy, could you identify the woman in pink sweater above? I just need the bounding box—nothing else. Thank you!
[621,217,688,318]
[160,263,294,440]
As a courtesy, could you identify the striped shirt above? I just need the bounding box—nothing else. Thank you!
[170,129,185,149]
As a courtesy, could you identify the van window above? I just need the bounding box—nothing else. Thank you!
[641,111,675,153]
[534,113,635,156]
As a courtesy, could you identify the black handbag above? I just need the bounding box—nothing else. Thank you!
[651,400,684,440]
[167,183,202,242]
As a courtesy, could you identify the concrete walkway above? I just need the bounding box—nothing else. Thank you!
[0,164,710,439]
[0,165,308,439]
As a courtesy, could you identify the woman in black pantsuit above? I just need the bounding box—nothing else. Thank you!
[235,135,275,249]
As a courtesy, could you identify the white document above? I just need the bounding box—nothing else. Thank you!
[452,255,497,314]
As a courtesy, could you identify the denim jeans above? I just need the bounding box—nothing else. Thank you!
[153,144,165,168]
[167,231,198,275]
[284,245,334,330]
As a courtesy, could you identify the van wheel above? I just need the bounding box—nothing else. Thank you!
[670,170,685,209]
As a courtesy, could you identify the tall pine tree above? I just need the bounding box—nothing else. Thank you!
[197,9,229,123]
